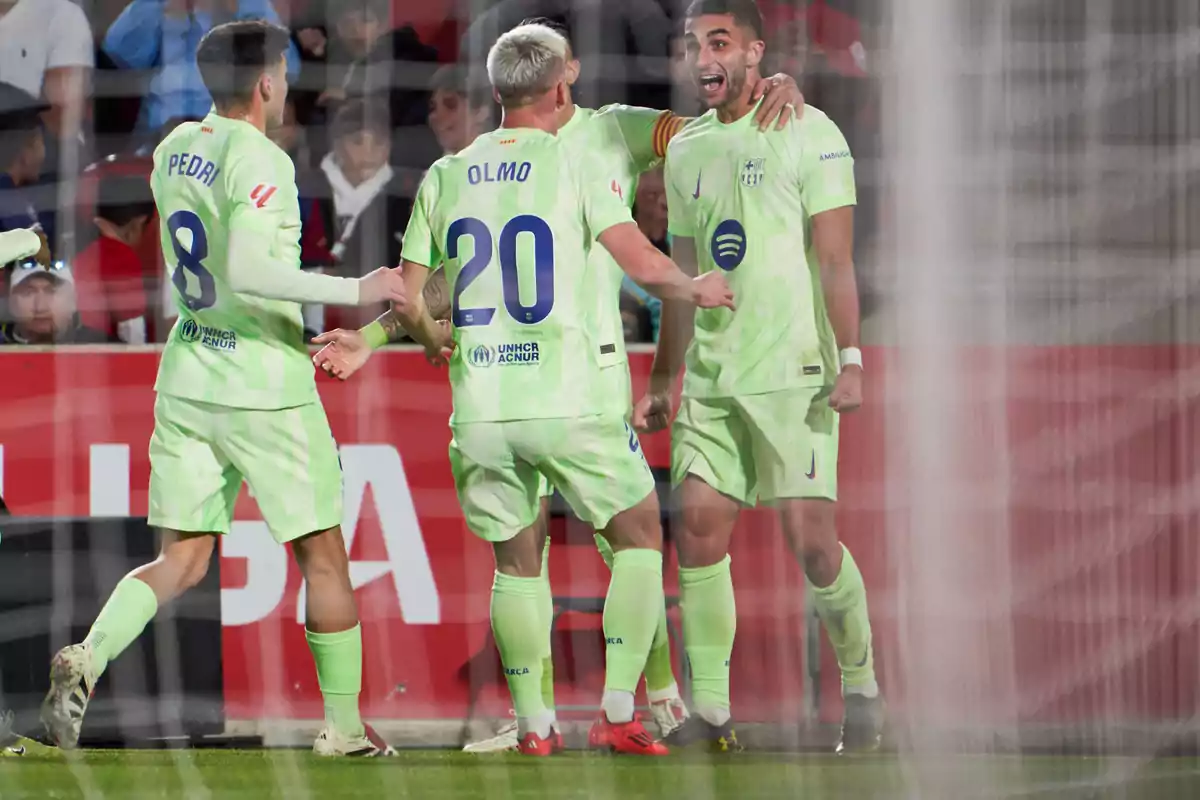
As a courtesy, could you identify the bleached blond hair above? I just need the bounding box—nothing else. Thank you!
[486,23,569,108]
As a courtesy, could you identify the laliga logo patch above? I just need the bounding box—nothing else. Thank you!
[710,219,747,271]
[180,318,201,343]
[468,344,496,368]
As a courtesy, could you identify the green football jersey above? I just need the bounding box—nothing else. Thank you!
[151,112,316,410]
[401,127,634,424]
[558,105,683,368]
[665,103,856,399]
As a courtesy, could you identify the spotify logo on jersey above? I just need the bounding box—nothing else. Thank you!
[710,219,747,271]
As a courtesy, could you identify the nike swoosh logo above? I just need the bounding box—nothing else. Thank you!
[805,451,816,480]
[693,171,702,199]
[855,645,871,668]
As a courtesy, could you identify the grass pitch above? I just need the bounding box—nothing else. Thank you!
[1,750,1198,799]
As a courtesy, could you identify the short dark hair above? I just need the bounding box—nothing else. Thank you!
[195,19,292,108]
[331,99,391,142]
[96,176,154,227]
[430,65,493,111]
[519,16,574,53]
[684,0,765,40]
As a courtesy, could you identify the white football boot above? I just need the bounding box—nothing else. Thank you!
[313,723,396,757]
[650,696,691,739]
[41,644,99,750]
[462,714,519,753]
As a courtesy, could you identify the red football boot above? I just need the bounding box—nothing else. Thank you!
[517,731,555,756]
[549,727,565,754]
[589,715,668,756]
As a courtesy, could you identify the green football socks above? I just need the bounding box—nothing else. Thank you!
[679,555,736,726]
[492,571,554,738]
[601,548,664,722]
[808,544,878,696]
[537,537,556,716]
[305,624,366,738]
[83,576,160,675]
[594,534,678,698]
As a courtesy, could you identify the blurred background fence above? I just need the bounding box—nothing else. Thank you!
[0,0,1197,761]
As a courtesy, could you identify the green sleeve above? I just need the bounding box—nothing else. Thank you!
[224,139,298,235]
[400,170,442,268]
[664,151,696,239]
[796,114,858,216]
[607,104,688,174]
[575,155,635,238]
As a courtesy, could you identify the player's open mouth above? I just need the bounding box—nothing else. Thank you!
[697,73,726,97]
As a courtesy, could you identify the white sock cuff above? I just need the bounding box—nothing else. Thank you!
[844,678,880,698]
[647,684,681,704]
[601,689,636,723]
[516,710,556,739]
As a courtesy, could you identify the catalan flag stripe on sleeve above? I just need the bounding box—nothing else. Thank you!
[653,112,688,158]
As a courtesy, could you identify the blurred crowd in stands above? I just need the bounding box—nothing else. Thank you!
[0,0,877,346]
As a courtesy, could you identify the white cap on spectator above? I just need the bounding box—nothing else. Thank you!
[11,261,73,290]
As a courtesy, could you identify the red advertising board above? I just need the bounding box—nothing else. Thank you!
[1,347,1196,726]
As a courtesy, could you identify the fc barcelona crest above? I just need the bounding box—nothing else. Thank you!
[740,158,765,187]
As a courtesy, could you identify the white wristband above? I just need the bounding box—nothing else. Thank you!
[839,347,863,371]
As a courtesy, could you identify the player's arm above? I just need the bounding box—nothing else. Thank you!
[609,106,688,173]
[799,116,863,412]
[596,223,722,305]
[313,170,450,378]
[389,260,453,363]
[575,155,731,307]
[225,148,403,306]
[646,236,699,395]
[360,268,449,346]
[0,228,48,265]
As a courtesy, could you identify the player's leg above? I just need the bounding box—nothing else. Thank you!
[746,389,883,754]
[662,396,750,752]
[461,489,556,754]
[42,394,238,749]
[533,490,558,740]
[229,402,387,757]
[451,425,557,756]
[595,364,686,734]
[542,415,666,755]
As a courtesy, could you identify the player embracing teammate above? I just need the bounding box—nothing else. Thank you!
[633,0,884,754]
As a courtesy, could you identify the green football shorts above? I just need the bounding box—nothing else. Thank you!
[450,412,655,542]
[148,393,344,542]
[538,363,633,500]
[671,386,840,505]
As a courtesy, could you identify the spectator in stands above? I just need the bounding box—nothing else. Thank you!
[1,262,106,345]
[0,0,93,145]
[299,99,410,329]
[325,0,440,172]
[427,64,493,157]
[72,175,153,344]
[0,83,54,246]
[103,0,300,133]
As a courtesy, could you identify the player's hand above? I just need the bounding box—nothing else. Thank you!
[691,272,736,310]
[29,226,50,266]
[311,328,373,380]
[751,74,805,131]
[424,320,455,367]
[829,366,863,413]
[632,392,673,433]
[356,266,408,307]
